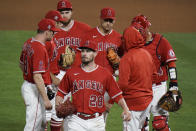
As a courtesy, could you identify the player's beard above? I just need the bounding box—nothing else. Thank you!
[62,19,72,27]
[81,56,94,65]
[46,37,52,41]
[102,25,112,34]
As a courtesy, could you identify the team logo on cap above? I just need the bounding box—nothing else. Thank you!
[48,25,51,29]
[169,49,175,57]
[62,1,66,7]
[107,9,112,16]
[54,16,58,20]
[84,40,90,46]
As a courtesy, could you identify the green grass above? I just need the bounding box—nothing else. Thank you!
[0,31,195,130]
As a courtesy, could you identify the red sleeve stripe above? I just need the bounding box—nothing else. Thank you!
[166,58,177,63]
[111,92,122,99]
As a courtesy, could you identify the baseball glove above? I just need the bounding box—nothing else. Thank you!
[158,90,182,112]
[107,47,120,70]
[59,45,75,68]
[56,98,77,118]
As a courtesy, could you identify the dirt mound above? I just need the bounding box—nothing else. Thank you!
[1,0,195,32]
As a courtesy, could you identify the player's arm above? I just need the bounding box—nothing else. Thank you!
[19,63,24,72]
[106,72,131,121]
[55,73,70,107]
[33,73,52,110]
[167,61,178,90]
[50,72,60,86]
[19,51,24,72]
[159,37,178,90]
[117,97,131,121]
[118,56,131,92]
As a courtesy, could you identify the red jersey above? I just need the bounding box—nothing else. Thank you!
[45,39,59,75]
[20,38,51,85]
[84,27,122,73]
[119,26,154,111]
[53,20,91,69]
[143,33,177,84]
[57,65,123,114]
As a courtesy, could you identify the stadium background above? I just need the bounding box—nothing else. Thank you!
[0,0,196,131]
[0,0,196,32]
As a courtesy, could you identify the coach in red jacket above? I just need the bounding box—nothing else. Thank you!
[118,24,156,131]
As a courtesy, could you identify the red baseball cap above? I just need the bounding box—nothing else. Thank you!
[45,10,67,22]
[79,40,97,51]
[100,7,115,20]
[131,14,151,29]
[38,18,61,32]
[57,0,72,10]
[123,26,144,50]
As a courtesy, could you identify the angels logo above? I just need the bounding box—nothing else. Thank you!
[97,42,117,51]
[107,9,112,17]
[62,1,66,8]
[84,40,90,46]
[54,16,58,21]
[39,60,44,70]
[72,80,103,94]
[47,25,51,30]
[169,49,175,57]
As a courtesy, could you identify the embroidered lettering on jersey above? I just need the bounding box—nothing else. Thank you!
[39,60,44,70]
[23,43,34,57]
[97,42,117,51]
[55,37,80,49]
[51,48,58,62]
[73,80,103,94]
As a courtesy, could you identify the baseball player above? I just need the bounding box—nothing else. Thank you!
[55,40,131,131]
[119,24,156,131]
[44,10,67,131]
[131,15,179,131]
[19,18,60,131]
[82,7,123,122]
[50,1,92,131]
[83,7,123,75]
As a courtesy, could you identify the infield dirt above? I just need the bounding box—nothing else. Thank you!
[0,0,196,33]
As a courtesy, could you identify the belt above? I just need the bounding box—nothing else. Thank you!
[152,82,161,87]
[75,112,102,120]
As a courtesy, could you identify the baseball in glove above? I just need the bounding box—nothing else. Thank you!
[158,90,182,112]
[56,98,77,118]
[59,45,75,68]
[107,47,120,70]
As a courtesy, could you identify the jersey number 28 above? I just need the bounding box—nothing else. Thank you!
[89,95,103,108]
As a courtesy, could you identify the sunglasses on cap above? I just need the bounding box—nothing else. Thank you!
[104,18,114,23]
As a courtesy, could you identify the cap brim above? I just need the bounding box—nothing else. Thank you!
[78,46,96,52]
[101,16,116,20]
[58,17,67,22]
[51,27,62,32]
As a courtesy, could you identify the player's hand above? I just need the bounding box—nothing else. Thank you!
[44,99,52,110]
[169,82,179,102]
[105,102,113,112]
[55,95,64,108]
[121,110,131,121]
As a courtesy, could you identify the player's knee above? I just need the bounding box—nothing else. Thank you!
[152,116,170,131]
[141,117,149,131]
